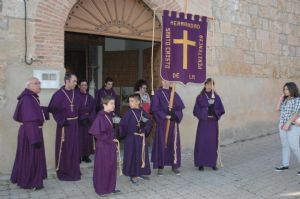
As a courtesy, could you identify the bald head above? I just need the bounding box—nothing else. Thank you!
[26,77,41,94]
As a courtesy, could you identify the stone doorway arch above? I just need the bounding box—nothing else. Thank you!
[65,0,163,41]
[34,0,181,68]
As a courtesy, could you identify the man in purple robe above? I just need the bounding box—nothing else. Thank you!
[89,95,120,196]
[193,78,225,171]
[151,80,185,176]
[95,77,120,115]
[119,94,152,184]
[11,77,49,190]
[48,73,81,181]
[78,80,96,163]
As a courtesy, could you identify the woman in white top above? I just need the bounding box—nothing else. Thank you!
[275,82,300,175]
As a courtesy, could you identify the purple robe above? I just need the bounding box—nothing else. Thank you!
[119,108,152,177]
[78,91,96,158]
[151,88,185,169]
[95,88,120,115]
[89,110,117,196]
[193,91,225,167]
[48,86,81,181]
[11,89,48,189]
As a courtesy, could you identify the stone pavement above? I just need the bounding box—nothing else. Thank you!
[1,133,300,199]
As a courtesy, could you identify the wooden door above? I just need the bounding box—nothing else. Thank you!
[103,50,139,115]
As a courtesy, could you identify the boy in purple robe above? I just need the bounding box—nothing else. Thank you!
[89,95,121,196]
[95,77,120,115]
[48,73,81,181]
[11,77,49,190]
[119,94,152,184]
[78,80,96,163]
[193,78,225,171]
[151,80,185,176]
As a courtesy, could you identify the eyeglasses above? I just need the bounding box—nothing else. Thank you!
[141,87,147,90]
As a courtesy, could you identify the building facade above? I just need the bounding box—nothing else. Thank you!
[0,0,299,173]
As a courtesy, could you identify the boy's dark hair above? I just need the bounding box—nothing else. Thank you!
[79,79,88,85]
[101,95,115,105]
[128,93,141,102]
[104,77,113,84]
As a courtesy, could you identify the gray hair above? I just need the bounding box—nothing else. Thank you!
[25,77,40,88]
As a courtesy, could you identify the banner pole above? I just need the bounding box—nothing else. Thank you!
[164,0,188,148]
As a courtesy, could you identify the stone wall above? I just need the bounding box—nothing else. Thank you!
[0,0,299,174]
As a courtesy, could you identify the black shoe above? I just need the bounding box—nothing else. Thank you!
[112,189,121,194]
[33,186,43,191]
[212,166,218,171]
[172,168,181,175]
[275,166,289,171]
[139,175,150,180]
[297,171,300,176]
[198,166,204,171]
[84,156,91,163]
[130,177,138,185]
[157,169,164,176]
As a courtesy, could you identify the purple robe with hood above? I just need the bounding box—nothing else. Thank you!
[193,91,225,167]
[151,88,185,169]
[89,110,117,196]
[11,88,49,189]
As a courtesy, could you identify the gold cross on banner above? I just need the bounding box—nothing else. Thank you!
[173,30,196,70]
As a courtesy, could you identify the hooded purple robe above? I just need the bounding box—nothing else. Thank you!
[78,91,96,158]
[89,110,117,196]
[11,89,48,189]
[48,86,81,181]
[193,91,225,167]
[151,88,185,169]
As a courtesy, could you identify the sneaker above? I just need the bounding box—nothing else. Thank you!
[139,175,150,180]
[157,169,164,176]
[198,166,204,171]
[212,166,218,171]
[275,166,289,171]
[172,168,181,175]
[112,189,121,194]
[297,171,300,176]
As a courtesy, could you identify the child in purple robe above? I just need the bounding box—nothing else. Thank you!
[193,78,225,171]
[119,94,153,184]
[89,95,121,196]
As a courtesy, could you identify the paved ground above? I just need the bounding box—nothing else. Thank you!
[1,133,300,199]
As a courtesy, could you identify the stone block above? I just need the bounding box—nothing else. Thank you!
[255,52,267,65]
[223,34,236,48]
[246,28,256,39]
[248,4,258,16]
[256,29,269,40]
[288,35,299,46]
[244,51,255,64]
[220,22,232,34]
[271,42,281,55]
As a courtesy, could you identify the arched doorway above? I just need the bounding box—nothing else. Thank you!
[64,0,167,114]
